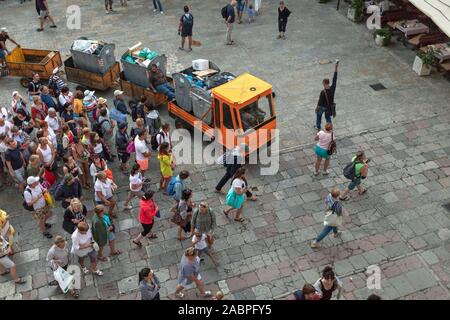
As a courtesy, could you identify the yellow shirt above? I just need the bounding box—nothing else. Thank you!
[158,153,173,178]
[74,98,83,115]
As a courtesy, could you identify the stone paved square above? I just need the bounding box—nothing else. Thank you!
[0,0,450,301]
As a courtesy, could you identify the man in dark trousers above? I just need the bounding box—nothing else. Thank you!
[215,146,244,194]
[315,61,339,131]
[225,0,237,45]
[277,1,291,39]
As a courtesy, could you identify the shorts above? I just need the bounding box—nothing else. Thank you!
[315,145,330,160]
[136,159,148,171]
[0,50,6,60]
[107,231,115,241]
[96,196,115,205]
[348,176,362,190]
[181,27,193,38]
[197,247,209,256]
[0,255,15,269]
[39,10,50,18]
[77,249,97,263]
[105,0,113,5]
[33,206,50,221]
[13,167,26,183]
[118,152,130,164]
[237,1,245,12]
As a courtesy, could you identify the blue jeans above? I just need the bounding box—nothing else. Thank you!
[153,0,163,11]
[156,83,175,100]
[316,106,332,130]
[348,176,362,190]
[316,225,338,243]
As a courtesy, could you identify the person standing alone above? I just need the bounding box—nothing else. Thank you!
[223,0,237,45]
[277,1,291,39]
[179,6,194,52]
[35,0,57,32]
[315,61,339,131]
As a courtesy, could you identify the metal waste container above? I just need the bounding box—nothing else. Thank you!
[70,42,116,74]
[121,51,167,88]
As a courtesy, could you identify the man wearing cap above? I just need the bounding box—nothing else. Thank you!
[82,90,97,125]
[54,173,83,209]
[11,91,27,114]
[147,64,175,101]
[115,122,130,172]
[0,28,19,68]
[113,90,128,115]
[48,68,66,97]
[24,176,53,239]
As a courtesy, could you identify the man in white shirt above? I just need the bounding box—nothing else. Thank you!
[156,123,172,151]
[94,171,117,218]
[58,86,73,107]
[134,128,150,174]
[24,176,53,239]
[45,108,61,133]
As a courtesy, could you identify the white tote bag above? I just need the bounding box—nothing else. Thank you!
[53,263,75,294]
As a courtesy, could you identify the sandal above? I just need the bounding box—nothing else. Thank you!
[111,250,122,256]
[339,195,350,201]
[0,270,10,276]
[203,290,212,297]
[147,233,158,239]
[14,277,26,284]
[97,256,108,262]
[132,240,142,247]
[234,217,245,223]
[359,189,367,195]
[93,269,103,276]
[82,267,89,274]
[223,210,229,217]
[71,289,80,298]
[176,292,185,299]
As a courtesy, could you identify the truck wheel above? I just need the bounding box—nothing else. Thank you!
[20,77,29,88]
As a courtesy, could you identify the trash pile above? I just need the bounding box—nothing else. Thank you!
[122,42,159,68]
[72,39,105,55]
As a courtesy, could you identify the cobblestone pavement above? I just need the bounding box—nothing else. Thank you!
[1,0,450,300]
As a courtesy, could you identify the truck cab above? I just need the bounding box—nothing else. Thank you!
[168,61,276,154]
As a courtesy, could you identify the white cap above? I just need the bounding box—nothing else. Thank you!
[114,90,124,96]
[52,67,59,74]
[27,176,40,185]
[12,91,19,97]
[0,28,7,33]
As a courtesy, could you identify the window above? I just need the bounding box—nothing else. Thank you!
[222,103,234,129]
[239,95,273,132]
[214,98,220,128]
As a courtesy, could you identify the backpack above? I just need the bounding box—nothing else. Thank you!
[182,14,193,26]
[129,101,138,122]
[343,162,356,180]
[192,207,213,230]
[153,117,162,132]
[92,119,109,138]
[221,5,229,19]
[167,176,181,197]
[22,188,35,211]
[150,133,159,151]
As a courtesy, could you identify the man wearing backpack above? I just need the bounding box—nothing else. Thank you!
[167,170,190,203]
[339,151,369,201]
[223,0,237,45]
[97,107,116,159]
[156,123,172,151]
[24,176,53,239]
[54,173,83,209]
[179,6,194,52]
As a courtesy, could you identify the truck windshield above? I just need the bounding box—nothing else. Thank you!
[239,94,273,132]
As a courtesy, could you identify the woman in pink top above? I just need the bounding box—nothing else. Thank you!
[314,122,334,176]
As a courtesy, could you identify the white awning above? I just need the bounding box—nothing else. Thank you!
[409,0,450,37]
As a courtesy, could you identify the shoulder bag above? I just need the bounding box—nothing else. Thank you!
[323,90,336,118]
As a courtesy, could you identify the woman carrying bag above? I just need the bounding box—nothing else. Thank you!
[310,188,346,249]
[62,198,87,235]
[223,167,248,223]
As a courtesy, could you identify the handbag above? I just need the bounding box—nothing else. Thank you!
[323,90,336,118]
[43,191,55,208]
[52,263,75,294]
[327,131,337,155]
[170,205,187,228]
[126,140,135,154]
[323,202,342,227]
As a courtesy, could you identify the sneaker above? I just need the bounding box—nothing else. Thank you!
[45,223,52,229]
[160,11,164,14]
[310,241,320,249]
[43,231,52,239]
[93,269,103,276]
[82,267,89,274]
[36,28,44,32]
[106,10,110,14]
[322,170,329,176]
[124,204,133,210]
[153,9,158,12]
[50,25,57,28]
[331,231,342,238]
[200,258,205,262]
[176,292,185,299]
[313,171,320,176]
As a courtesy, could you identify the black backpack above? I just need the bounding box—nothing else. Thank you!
[343,162,356,180]
[182,14,193,27]
[92,119,109,138]
[221,5,229,19]
[22,188,35,211]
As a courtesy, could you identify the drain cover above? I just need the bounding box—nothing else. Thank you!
[370,83,387,91]
[442,203,450,212]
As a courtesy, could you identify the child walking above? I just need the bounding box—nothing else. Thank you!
[192,229,217,266]
[247,4,255,23]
